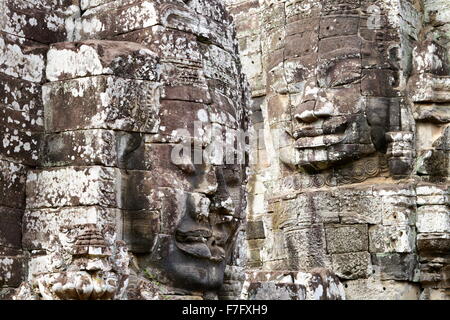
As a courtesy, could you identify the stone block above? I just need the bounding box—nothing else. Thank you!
[284,31,318,59]
[361,69,399,97]
[23,206,122,251]
[331,252,371,280]
[419,261,450,289]
[26,166,121,209]
[343,278,420,300]
[0,256,23,287]
[325,224,368,254]
[158,100,207,138]
[0,74,43,129]
[416,205,450,233]
[0,32,47,83]
[242,269,345,300]
[0,207,22,249]
[41,129,149,170]
[284,226,330,270]
[41,130,118,168]
[417,233,450,256]
[0,160,27,209]
[43,76,161,133]
[369,225,416,253]
[417,184,449,206]
[78,0,235,52]
[0,0,80,43]
[318,35,360,60]
[246,221,265,240]
[46,40,160,82]
[319,16,359,39]
[247,282,306,300]
[0,122,40,166]
[123,210,159,254]
[381,195,416,226]
[338,187,382,225]
[77,0,160,40]
[371,253,418,281]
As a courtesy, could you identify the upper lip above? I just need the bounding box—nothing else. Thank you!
[175,228,226,262]
[293,116,348,139]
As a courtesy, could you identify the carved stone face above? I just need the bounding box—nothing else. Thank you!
[108,0,249,293]
[266,8,404,171]
[291,48,374,170]
[162,164,242,290]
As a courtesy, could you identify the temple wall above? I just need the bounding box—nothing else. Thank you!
[0,0,80,299]
[0,0,448,300]
[226,0,449,300]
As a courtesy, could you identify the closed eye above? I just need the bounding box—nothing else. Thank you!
[318,57,362,88]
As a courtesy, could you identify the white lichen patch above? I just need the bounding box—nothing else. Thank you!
[26,166,121,209]
[0,35,45,83]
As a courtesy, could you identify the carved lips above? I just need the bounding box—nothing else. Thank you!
[175,227,227,262]
[293,116,349,149]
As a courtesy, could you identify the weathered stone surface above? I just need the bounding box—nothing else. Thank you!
[0,160,27,209]
[284,226,330,270]
[416,205,450,233]
[0,207,22,249]
[369,225,416,253]
[0,74,43,128]
[46,40,160,81]
[247,282,306,300]
[0,256,24,287]
[26,167,122,209]
[246,221,265,240]
[371,253,418,281]
[331,252,371,280]
[43,76,161,133]
[226,0,448,301]
[0,0,80,43]
[241,270,345,300]
[417,233,450,256]
[23,206,122,251]
[325,224,368,254]
[0,32,47,83]
[0,125,40,166]
[123,210,159,254]
[343,278,420,300]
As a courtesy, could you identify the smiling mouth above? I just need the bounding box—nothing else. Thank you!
[293,116,348,149]
[175,229,226,262]
[295,133,346,149]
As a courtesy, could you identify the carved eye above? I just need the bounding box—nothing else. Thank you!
[318,57,362,88]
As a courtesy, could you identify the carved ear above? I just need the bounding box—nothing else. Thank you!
[386,131,415,178]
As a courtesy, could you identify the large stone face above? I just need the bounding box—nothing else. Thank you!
[1,0,450,301]
[227,0,450,301]
[4,0,251,301]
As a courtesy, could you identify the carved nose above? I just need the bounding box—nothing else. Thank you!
[314,102,333,119]
[294,101,317,123]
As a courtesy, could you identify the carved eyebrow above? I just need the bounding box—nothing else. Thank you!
[317,52,361,71]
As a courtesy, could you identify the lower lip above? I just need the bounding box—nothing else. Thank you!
[175,241,225,262]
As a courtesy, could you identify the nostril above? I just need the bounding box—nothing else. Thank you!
[294,101,317,123]
[314,102,333,118]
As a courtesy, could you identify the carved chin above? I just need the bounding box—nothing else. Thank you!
[166,244,226,290]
